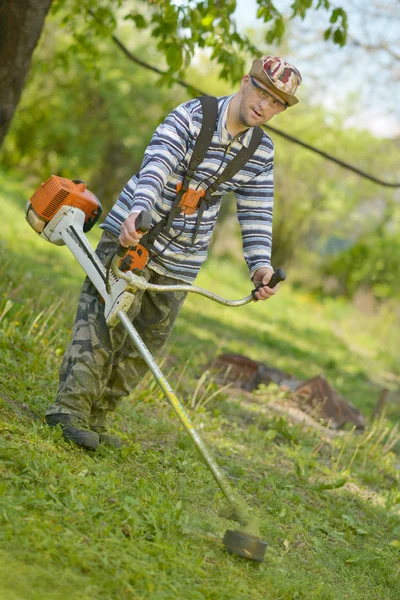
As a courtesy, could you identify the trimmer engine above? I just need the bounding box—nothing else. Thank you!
[25,176,131,325]
[26,175,102,234]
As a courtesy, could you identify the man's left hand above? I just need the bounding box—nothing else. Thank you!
[252,267,278,301]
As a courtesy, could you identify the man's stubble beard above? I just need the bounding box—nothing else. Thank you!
[238,101,254,129]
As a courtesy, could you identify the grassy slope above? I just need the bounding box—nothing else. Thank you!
[0,172,399,600]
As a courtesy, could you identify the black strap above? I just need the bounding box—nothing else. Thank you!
[192,197,207,247]
[208,126,263,194]
[185,96,218,183]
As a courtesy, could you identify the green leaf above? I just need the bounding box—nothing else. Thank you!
[330,8,339,23]
[164,4,178,24]
[126,14,147,30]
[330,7,346,24]
[345,555,361,564]
[342,514,354,523]
[256,6,266,19]
[124,496,139,505]
[295,456,305,478]
[200,14,214,28]
[342,515,368,535]
[165,45,183,70]
[315,477,347,491]
[333,28,346,46]
[275,17,285,39]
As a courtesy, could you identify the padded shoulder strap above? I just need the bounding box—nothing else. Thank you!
[186,96,218,178]
[208,126,264,193]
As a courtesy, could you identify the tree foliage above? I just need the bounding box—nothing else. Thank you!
[0,0,348,150]
[269,103,400,298]
[326,229,400,300]
[52,0,348,85]
[0,15,189,207]
[285,0,400,130]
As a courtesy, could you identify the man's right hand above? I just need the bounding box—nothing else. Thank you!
[119,212,143,248]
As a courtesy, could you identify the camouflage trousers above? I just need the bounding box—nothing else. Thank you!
[46,230,187,428]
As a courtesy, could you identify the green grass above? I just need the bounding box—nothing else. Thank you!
[0,170,399,600]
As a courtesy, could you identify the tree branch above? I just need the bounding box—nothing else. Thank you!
[111,34,400,189]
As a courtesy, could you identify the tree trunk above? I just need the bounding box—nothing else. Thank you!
[0,0,52,148]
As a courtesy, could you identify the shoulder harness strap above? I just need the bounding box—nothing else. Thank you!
[144,96,219,246]
[185,96,218,183]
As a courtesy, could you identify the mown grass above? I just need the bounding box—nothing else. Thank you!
[1,171,399,600]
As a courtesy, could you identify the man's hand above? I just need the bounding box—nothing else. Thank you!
[119,212,143,248]
[252,266,278,301]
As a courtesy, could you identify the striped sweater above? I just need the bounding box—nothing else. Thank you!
[101,95,275,283]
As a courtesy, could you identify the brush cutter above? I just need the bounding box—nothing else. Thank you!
[26,176,286,562]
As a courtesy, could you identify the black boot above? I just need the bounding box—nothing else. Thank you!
[89,409,122,448]
[45,413,99,451]
[91,426,122,449]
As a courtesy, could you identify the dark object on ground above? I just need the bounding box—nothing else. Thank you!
[210,353,301,391]
[45,414,99,450]
[293,375,365,430]
[223,529,268,562]
[210,353,365,430]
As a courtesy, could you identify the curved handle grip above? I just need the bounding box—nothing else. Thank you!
[251,267,286,301]
[105,210,153,294]
[117,210,152,258]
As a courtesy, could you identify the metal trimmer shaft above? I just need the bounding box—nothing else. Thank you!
[117,309,254,529]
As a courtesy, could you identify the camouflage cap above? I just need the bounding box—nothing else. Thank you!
[249,56,302,106]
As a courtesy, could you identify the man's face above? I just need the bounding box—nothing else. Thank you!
[238,75,288,127]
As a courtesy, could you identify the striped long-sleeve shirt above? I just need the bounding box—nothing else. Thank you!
[101,95,275,283]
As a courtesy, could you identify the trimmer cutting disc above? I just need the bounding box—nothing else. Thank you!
[223,529,268,562]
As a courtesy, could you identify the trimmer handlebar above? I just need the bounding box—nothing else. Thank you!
[112,265,287,307]
[109,210,286,305]
[106,210,152,293]
[251,267,286,300]
[116,210,152,258]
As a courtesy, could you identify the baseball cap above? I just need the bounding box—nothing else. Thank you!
[249,56,302,106]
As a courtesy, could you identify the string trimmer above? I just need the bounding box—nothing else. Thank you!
[26,175,286,562]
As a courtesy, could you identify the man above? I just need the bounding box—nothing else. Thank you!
[45,56,302,450]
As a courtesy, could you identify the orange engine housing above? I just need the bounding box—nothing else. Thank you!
[29,176,102,232]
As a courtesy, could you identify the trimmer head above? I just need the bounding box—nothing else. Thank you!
[223,529,268,562]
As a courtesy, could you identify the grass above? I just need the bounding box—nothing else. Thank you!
[0,170,399,599]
